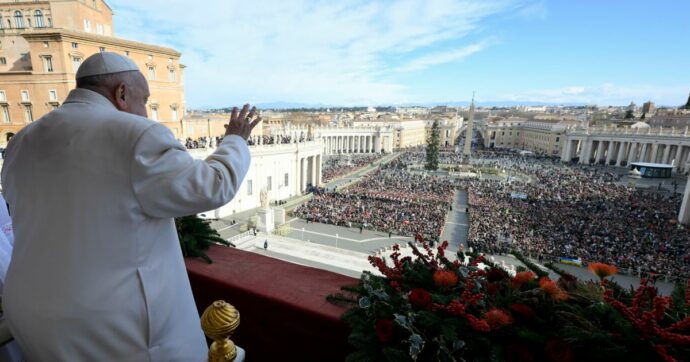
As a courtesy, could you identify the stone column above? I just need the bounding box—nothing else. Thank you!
[605,141,615,165]
[595,141,605,164]
[680,176,690,225]
[629,142,638,164]
[350,136,354,153]
[616,141,627,167]
[662,144,671,164]
[673,146,683,172]
[579,140,591,164]
[374,135,382,153]
[300,158,307,192]
[310,156,317,186]
[640,143,648,162]
[316,154,322,186]
[561,140,571,162]
[651,144,659,163]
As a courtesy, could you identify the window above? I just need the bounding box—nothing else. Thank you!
[35,10,44,28]
[170,106,178,121]
[43,56,54,72]
[556,137,560,142]
[49,90,57,101]
[168,68,176,81]
[24,105,33,122]
[0,15,3,29]
[284,173,289,186]
[43,41,49,48]
[148,55,153,61]
[99,47,105,52]
[14,11,23,28]
[151,106,158,121]
[72,57,82,72]
[83,19,91,32]
[72,42,78,49]
[266,176,272,191]
[168,58,173,63]
[1,106,10,123]
[247,180,253,196]
[0,58,5,65]
[93,0,97,8]
[96,23,103,34]
[147,66,155,80]
[20,90,29,102]
[0,91,5,102]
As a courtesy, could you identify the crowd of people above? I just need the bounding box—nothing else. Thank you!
[184,134,315,149]
[322,154,384,182]
[294,165,455,240]
[298,148,690,278]
[464,152,690,279]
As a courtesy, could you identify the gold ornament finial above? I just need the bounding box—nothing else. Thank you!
[201,300,241,362]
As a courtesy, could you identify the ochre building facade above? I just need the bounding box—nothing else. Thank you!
[0,0,185,145]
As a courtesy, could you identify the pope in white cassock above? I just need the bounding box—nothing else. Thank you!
[0,52,261,361]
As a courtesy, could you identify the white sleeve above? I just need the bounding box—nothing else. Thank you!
[130,124,250,218]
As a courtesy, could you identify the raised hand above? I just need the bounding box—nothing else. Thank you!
[225,104,262,140]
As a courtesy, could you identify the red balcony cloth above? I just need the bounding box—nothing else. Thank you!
[185,245,357,361]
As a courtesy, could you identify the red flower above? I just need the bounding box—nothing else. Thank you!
[433,270,459,289]
[511,271,536,288]
[374,319,394,343]
[544,339,574,362]
[409,288,432,309]
[510,303,535,319]
[539,277,568,301]
[588,262,618,280]
[483,308,513,330]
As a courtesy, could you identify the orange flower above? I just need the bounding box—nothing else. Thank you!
[511,271,536,288]
[483,308,513,330]
[433,270,459,289]
[539,277,568,301]
[588,262,618,280]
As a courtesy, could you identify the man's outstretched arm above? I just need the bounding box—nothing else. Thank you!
[130,104,261,218]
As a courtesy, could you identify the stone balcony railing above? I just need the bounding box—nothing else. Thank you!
[185,245,355,361]
[567,126,690,138]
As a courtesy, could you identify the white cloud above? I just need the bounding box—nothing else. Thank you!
[394,39,493,72]
[497,84,689,106]
[108,0,530,107]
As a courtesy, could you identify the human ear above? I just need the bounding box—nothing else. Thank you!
[114,83,127,111]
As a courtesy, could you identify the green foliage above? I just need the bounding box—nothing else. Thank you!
[512,250,549,278]
[175,215,232,263]
[624,109,635,119]
[425,120,440,171]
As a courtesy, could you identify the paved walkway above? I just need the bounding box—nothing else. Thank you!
[286,218,412,253]
[440,191,469,252]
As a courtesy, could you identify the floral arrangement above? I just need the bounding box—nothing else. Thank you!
[329,239,690,361]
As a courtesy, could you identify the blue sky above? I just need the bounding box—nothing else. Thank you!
[110,0,690,107]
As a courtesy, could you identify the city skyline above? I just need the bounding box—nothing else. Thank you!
[111,0,690,108]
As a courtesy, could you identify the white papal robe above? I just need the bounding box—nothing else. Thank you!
[0,88,251,361]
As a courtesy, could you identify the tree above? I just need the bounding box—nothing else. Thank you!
[683,93,690,110]
[176,215,232,263]
[624,110,635,119]
[640,112,646,120]
[425,120,440,171]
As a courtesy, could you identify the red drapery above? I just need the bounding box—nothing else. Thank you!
[186,245,357,361]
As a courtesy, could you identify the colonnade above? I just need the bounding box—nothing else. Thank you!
[322,134,383,155]
[298,154,321,192]
[562,138,690,173]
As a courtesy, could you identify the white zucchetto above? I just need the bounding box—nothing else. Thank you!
[76,52,140,79]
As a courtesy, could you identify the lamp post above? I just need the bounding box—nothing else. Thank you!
[335,233,339,248]
[301,227,305,241]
